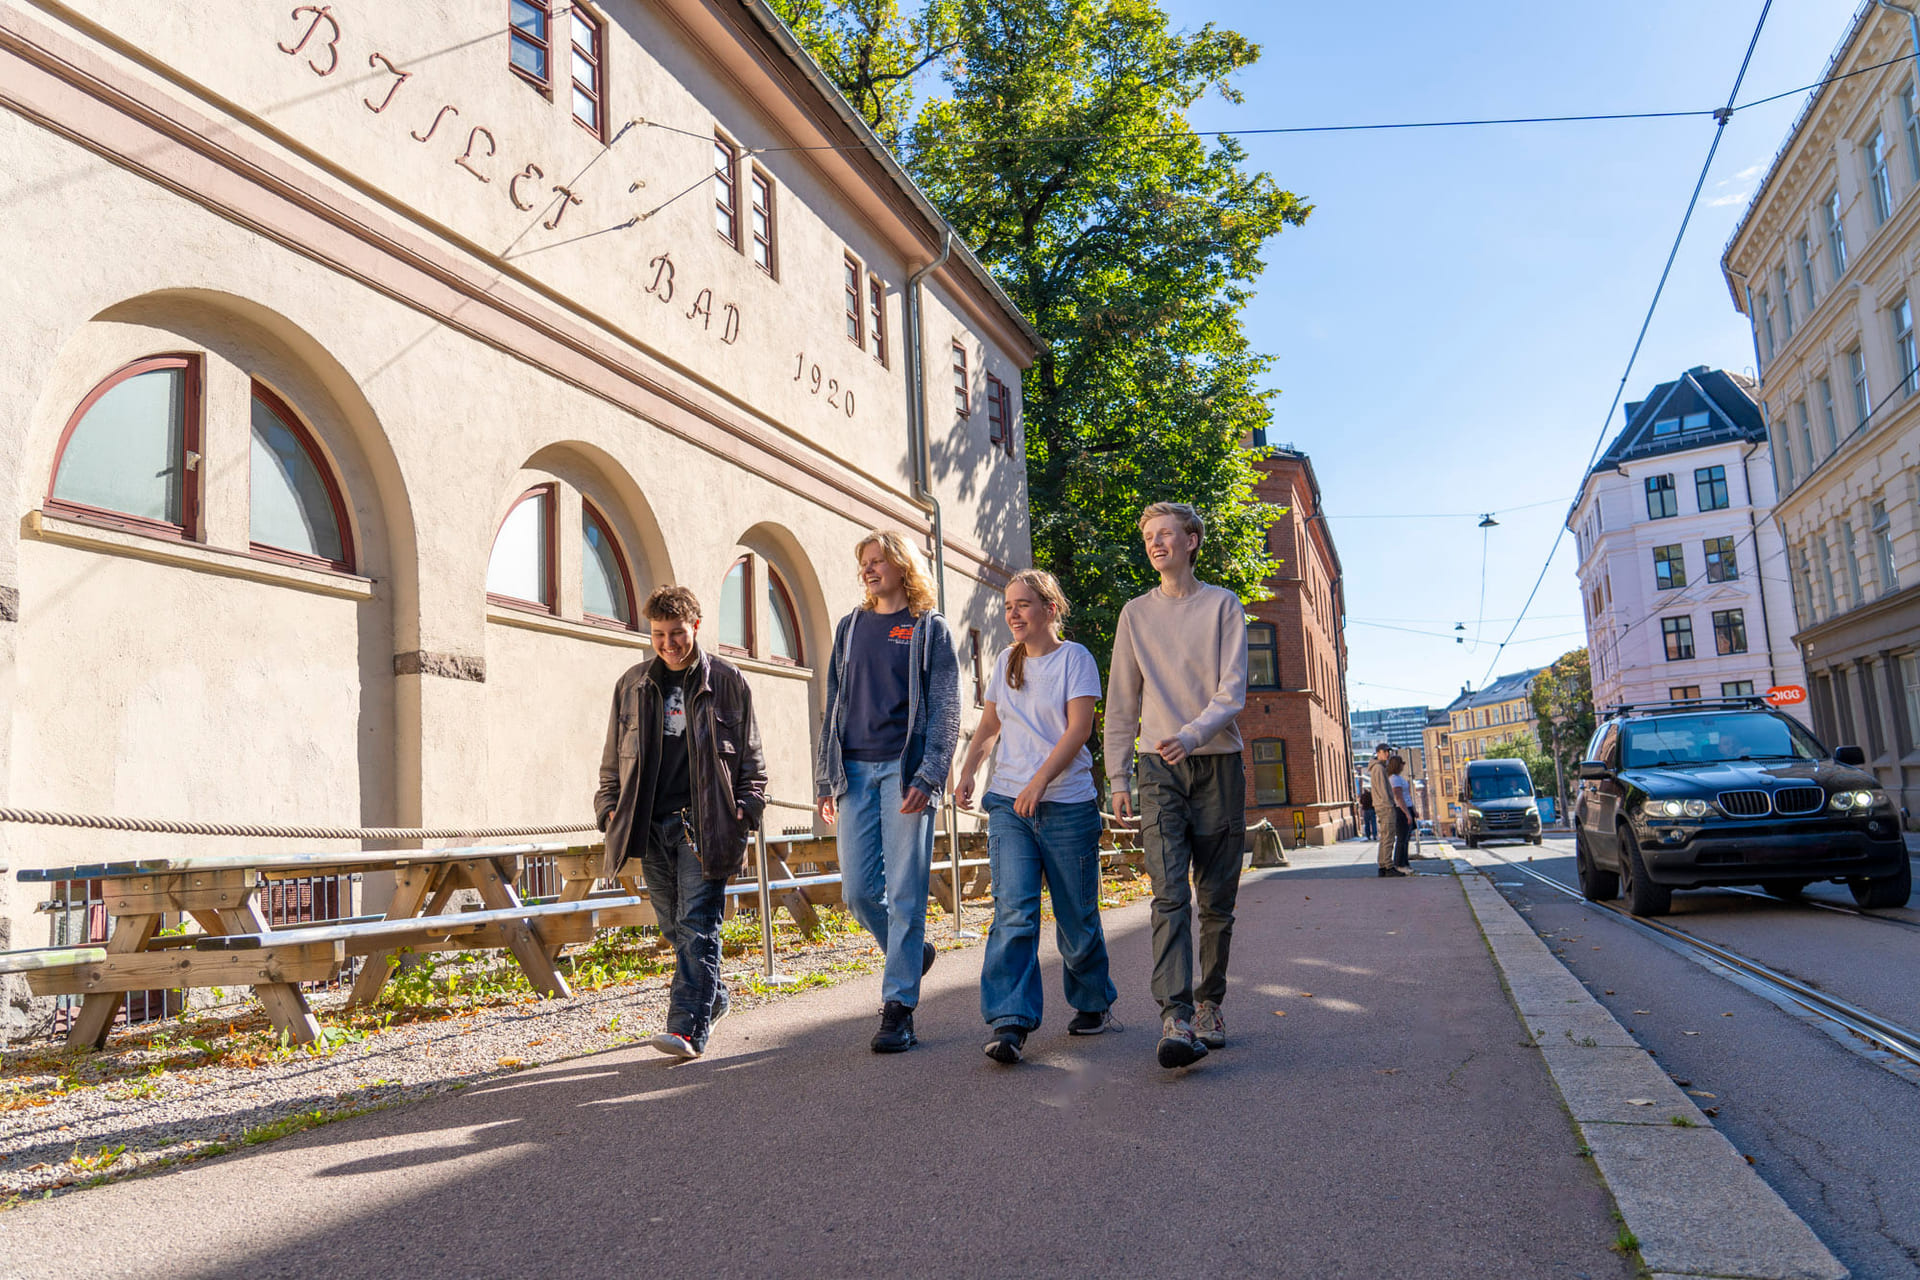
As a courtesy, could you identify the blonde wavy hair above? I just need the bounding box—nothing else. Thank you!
[855,529,938,616]
[1004,569,1070,691]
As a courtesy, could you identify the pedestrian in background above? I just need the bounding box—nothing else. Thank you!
[595,586,767,1060]
[1389,754,1413,870]
[1106,501,1249,1069]
[954,569,1118,1065]
[1360,784,1377,842]
[1367,743,1406,878]
[815,531,961,1054]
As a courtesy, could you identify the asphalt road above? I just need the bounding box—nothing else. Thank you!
[0,854,1632,1280]
[1475,835,1920,1280]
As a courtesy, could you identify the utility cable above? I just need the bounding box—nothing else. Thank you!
[1479,0,1775,688]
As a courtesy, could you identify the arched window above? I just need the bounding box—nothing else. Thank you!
[486,484,555,611]
[249,383,353,570]
[48,354,200,536]
[766,565,803,665]
[582,499,635,629]
[718,556,752,655]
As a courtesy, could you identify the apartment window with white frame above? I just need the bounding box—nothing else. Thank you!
[1902,654,1920,747]
[1908,85,1920,182]
[1818,375,1839,454]
[1797,234,1817,311]
[1896,297,1918,397]
[1869,130,1894,224]
[1773,265,1793,338]
[1872,500,1898,593]
[1799,544,1819,623]
[1842,521,1865,605]
[1796,400,1816,478]
[1757,289,1775,361]
[1775,419,1796,489]
[1849,346,1871,428]
[1826,189,1847,276]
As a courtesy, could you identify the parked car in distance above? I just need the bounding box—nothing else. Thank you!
[1460,758,1543,848]
[1572,698,1910,917]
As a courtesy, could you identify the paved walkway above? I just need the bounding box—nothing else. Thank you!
[0,849,1632,1280]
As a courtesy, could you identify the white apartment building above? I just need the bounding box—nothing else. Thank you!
[1723,1,1920,815]
[1570,367,1805,720]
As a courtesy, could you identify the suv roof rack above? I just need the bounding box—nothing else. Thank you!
[1605,696,1771,716]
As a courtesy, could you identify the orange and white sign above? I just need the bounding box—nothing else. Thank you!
[1765,685,1807,707]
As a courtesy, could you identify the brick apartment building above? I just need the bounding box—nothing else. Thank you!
[1240,445,1356,844]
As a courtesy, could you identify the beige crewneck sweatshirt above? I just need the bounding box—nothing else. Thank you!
[1103,581,1248,783]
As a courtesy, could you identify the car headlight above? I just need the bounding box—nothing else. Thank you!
[1828,790,1876,811]
[1658,799,1685,818]
[1468,808,1482,819]
[1683,799,1710,818]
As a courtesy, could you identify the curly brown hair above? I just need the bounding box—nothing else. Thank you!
[643,585,702,623]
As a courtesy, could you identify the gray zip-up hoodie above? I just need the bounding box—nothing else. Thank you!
[814,608,961,801]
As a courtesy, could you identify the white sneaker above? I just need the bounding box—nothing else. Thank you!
[1193,1001,1226,1049]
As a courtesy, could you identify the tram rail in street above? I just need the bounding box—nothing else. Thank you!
[1476,848,1920,1073]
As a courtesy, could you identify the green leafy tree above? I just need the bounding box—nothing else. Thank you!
[1528,649,1595,812]
[761,0,958,149]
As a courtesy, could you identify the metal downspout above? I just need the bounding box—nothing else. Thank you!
[905,230,955,614]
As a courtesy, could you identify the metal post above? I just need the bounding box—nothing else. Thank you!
[948,795,979,940]
[742,824,796,985]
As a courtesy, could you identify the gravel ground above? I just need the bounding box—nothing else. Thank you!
[1,867,1153,1202]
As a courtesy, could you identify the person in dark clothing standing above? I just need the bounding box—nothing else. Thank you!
[815,530,962,1054]
[596,585,767,1059]
[1360,785,1377,842]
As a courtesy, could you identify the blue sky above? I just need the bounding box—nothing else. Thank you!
[1154,0,1867,712]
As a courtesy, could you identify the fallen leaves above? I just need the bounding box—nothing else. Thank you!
[1634,1010,1651,1016]
[1683,1030,1701,1036]
[1273,1011,1287,1017]
[1626,1097,1655,1107]
[495,1057,523,1068]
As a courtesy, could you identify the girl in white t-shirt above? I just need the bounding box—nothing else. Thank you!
[955,570,1118,1065]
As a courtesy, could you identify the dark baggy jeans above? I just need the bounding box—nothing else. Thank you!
[636,812,727,1045]
[1393,808,1412,867]
[1137,752,1246,1022]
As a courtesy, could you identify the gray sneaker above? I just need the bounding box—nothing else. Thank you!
[1156,1016,1208,1069]
[1193,1001,1225,1049]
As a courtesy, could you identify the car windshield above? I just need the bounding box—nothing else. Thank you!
[1469,774,1532,800]
[1621,712,1823,768]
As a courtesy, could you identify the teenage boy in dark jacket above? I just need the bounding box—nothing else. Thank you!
[597,585,767,1059]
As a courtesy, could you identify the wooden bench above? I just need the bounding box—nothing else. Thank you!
[0,945,109,973]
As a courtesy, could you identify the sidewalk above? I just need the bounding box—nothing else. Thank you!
[0,848,1632,1279]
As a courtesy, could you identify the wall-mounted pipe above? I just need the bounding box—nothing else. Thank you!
[904,229,955,614]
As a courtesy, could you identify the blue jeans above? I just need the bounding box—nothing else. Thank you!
[636,813,727,1045]
[837,757,935,1008]
[980,794,1116,1032]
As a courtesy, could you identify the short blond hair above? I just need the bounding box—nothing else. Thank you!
[854,529,938,616]
[1139,502,1204,566]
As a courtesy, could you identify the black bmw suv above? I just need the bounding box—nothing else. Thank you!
[1572,698,1911,917]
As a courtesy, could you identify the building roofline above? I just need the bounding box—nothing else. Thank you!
[734,0,1042,355]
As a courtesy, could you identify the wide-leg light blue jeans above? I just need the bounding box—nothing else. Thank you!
[979,793,1116,1032]
[837,757,935,1008]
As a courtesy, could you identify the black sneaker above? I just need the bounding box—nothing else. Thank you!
[1379,866,1409,878]
[984,1027,1026,1064]
[1156,1017,1207,1069]
[1068,1009,1120,1035]
[871,1000,917,1053]
[922,941,937,975]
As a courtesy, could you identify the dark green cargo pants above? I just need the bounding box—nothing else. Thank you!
[1137,752,1246,1022]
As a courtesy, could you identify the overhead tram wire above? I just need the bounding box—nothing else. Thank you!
[1478,0,1775,688]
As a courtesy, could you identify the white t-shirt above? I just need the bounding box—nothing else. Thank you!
[1390,775,1410,808]
[985,641,1103,804]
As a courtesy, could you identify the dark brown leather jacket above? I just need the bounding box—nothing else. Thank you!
[595,648,767,881]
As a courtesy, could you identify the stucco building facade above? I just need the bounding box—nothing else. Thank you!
[1238,447,1355,845]
[0,1,1037,958]
[1723,2,1920,817]
[1569,367,1804,718]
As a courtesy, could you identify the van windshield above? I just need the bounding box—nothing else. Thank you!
[1469,774,1533,800]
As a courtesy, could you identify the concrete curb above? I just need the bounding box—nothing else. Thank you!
[1450,854,1849,1280]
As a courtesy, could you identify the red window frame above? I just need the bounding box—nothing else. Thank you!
[868,274,888,367]
[952,341,969,418]
[715,134,741,249]
[986,371,1006,448]
[766,564,804,667]
[998,379,1015,455]
[248,380,357,573]
[569,4,607,140]
[750,167,777,277]
[844,255,865,348]
[719,555,753,657]
[486,483,558,615]
[581,497,637,631]
[46,353,202,542]
[509,0,553,94]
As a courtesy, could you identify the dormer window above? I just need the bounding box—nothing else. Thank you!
[1653,417,1679,437]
